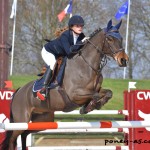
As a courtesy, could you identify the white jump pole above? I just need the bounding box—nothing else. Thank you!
[37,128,129,133]
[27,146,129,150]
[55,110,129,115]
[1,121,150,130]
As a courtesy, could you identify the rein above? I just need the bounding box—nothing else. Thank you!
[77,31,109,74]
[72,31,108,74]
[81,38,107,73]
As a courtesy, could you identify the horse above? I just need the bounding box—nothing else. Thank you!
[0,20,129,150]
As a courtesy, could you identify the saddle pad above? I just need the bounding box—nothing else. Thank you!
[32,57,67,92]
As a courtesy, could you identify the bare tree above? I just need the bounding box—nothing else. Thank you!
[10,0,68,74]
[127,0,150,79]
[9,0,150,79]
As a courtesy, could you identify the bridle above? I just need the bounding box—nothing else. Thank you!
[87,30,124,56]
[72,29,125,91]
[105,36,124,55]
[77,30,124,73]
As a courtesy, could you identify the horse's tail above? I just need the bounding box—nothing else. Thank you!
[0,88,20,150]
[0,131,15,150]
[10,88,20,122]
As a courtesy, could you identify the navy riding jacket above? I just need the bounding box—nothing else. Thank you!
[44,30,85,58]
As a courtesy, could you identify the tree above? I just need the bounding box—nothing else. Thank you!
[9,0,150,79]
[9,0,68,74]
[127,0,150,79]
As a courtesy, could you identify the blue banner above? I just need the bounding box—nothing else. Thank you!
[115,1,128,20]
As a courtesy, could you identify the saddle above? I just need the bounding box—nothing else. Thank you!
[33,57,66,92]
[37,66,47,76]
[38,57,63,79]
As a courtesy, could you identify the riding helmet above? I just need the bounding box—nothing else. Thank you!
[68,15,84,27]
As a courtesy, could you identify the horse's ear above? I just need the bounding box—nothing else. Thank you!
[107,19,112,31]
[115,19,122,30]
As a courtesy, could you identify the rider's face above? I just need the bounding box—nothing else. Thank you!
[71,25,84,34]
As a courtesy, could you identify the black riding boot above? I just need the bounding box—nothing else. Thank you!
[43,67,52,87]
[37,67,52,100]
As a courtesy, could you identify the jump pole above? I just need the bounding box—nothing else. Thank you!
[27,146,129,150]
[1,121,150,130]
[37,128,129,133]
[55,110,128,115]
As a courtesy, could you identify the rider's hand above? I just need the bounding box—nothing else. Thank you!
[81,37,90,43]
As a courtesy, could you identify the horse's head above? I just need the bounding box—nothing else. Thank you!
[102,20,129,67]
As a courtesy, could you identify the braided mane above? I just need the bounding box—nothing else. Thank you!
[89,28,102,38]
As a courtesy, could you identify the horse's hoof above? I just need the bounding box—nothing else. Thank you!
[79,107,88,114]
[95,101,102,110]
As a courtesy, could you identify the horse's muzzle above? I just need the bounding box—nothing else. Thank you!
[114,51,129,67]
[119,58,127,67]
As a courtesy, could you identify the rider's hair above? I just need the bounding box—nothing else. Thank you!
[54,26,69,38]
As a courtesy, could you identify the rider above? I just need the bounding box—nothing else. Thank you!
[37,15,90,101]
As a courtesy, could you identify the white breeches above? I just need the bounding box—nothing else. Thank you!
[41,47,56,70]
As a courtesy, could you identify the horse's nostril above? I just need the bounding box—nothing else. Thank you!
[121,58,127,66]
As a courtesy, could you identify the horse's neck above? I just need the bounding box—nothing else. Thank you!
[63,32,104,90]
[81,31,104,71]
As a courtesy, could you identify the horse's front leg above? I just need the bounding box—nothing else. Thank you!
[96,88,113,109]
[72,88,95,106]
[80,89,113,114]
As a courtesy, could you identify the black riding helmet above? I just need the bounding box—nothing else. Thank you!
[68,15,84,27]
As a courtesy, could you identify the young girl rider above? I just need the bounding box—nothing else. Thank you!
[37,15,89,100]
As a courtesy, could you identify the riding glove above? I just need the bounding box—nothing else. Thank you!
[81,37,90,43]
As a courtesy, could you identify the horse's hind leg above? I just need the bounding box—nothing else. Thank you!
[9,130,25,150]
[20,112,55,149]
[11,101,32,149]
[21,132,28,150]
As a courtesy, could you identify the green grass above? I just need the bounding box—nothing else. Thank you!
[34,132,124,139]
[101,79,150,110]
[9,75,150,111]
[9,75,38,89]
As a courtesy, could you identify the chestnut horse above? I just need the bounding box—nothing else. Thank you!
[0,20,129,150]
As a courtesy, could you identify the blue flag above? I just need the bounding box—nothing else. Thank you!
[115,1,128,20]
[67,0,72,14]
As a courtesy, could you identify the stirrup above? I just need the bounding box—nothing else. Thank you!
[37,89,46,101]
